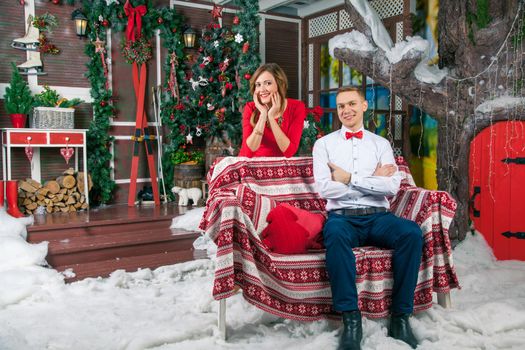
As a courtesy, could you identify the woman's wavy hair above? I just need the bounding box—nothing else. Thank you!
[249,63,288,126]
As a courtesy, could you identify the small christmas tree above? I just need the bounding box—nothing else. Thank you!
[183,10,240,146]
[4,63,33,115]
[232,0,260,110]
[168,1,261,161]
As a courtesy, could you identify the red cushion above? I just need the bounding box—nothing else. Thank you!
[261,204,309,254]
[281,203,325,249]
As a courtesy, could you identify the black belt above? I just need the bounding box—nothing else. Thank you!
[331,207,388,216]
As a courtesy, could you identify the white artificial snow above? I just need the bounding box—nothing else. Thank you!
[328,31,376,57]
[2,204,525,349]
[170,207,205,232]
[192,234,217,257]
[348,0,393,52]
[385,36,428,65]
[0,209,34,240]
[476,96,525,114]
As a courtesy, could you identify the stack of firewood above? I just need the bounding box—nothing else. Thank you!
[18,168,93,214]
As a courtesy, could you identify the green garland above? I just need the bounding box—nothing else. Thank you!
[82,0,185,205]
[232,0,261,112]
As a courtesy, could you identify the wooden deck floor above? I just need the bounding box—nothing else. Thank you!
[28,203,205,282]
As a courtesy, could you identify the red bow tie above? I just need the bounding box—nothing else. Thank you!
[345,131,363,139]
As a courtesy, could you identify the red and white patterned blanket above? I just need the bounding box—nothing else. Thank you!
[199,156,459,320]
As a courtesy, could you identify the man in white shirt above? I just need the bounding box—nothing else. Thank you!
[313,87,422,350]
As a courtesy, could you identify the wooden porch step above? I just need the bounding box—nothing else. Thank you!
[28,216,174,242]
[27,203,204,282]
[57,249,207,283]
[46,229,199,267]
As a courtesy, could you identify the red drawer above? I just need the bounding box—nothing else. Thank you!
[50,132,84,145]
[9,132,47,145]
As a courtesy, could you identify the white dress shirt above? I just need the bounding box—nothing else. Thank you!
[312,126,402,211]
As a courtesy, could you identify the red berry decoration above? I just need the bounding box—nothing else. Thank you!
[172,28,177,33]
[200,95,205,100]
[20,0,25,5]
[244,73,251,80]
[233,16,240,25]
[52,0,60,4]
[242,42,250,54]
[157,17,163,24]
[100,100,107,107]
[209,77,214,82]
[101,19,109,27]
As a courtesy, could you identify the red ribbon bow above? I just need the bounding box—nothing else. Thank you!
[124,0,147,42]
[345,130,363,139]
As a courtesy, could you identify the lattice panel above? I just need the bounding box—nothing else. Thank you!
[308,94,314,108]
[370,0,403,19]
[394,114,403,140]
[308,44,314,90]
[339,9,354,30]
[393,146,403,157]
[309,12,337,38]
[396,22,404,42]
[395,95,402,110]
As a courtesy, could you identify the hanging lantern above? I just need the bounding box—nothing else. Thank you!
[183,27,196,48]
[71,9,88,38]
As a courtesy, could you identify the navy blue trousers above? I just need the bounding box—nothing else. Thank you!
[323,211,423,315]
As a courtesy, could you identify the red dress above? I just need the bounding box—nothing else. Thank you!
[238,98,306,158]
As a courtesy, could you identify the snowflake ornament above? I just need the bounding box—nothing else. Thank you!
[234,33,244,44]
[98,15,104,22]
[196,127,202,137]
[303,120,310,129]
[105,0,119,5]
[213,40,219,48]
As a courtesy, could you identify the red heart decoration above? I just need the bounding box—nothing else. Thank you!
[60,147,74,164]
[25,145,33,162]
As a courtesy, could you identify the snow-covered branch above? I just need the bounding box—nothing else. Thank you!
[334,0,450,117]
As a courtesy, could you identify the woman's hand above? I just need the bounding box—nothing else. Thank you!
[253,92,268,119]
[268,92,282,121]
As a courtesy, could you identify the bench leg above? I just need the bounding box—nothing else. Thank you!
[437,292,451,308]
[218,299,227,340]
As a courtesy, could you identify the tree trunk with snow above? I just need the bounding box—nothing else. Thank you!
[333,0,525,240]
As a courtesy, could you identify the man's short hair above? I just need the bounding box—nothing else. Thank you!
[337,86,365,100]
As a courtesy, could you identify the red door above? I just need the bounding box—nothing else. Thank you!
[469,121,525,260]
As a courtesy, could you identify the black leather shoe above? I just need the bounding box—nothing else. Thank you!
[338,310,362,350]
[388,314,418,349]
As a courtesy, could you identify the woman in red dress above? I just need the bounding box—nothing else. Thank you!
[238,63,306,158]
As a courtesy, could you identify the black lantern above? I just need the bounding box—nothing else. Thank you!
[71,9,88,38]
[183,27,196,48]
